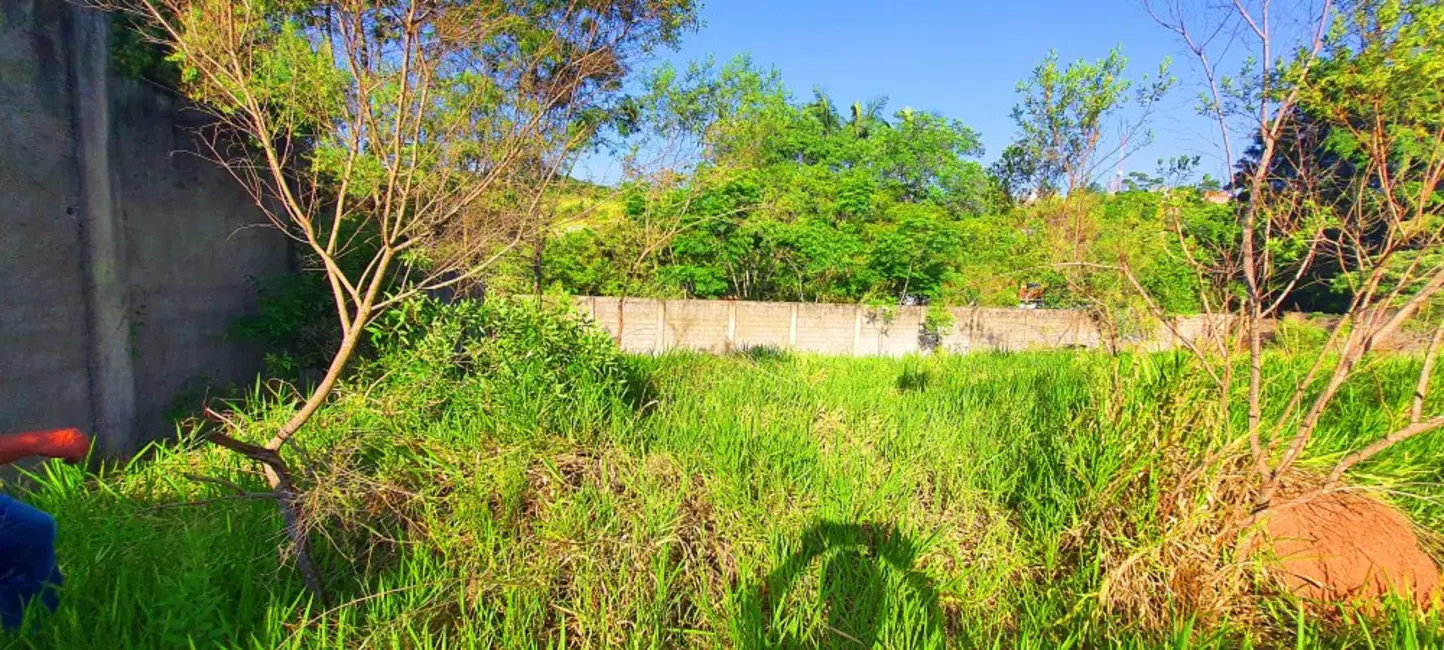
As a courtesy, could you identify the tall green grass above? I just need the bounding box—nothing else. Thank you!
[3,301,1442,649]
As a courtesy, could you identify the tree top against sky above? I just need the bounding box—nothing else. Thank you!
[578,0,1259,184]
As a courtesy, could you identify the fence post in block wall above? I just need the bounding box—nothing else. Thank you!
[726,300,737,351]
[853,305,864,355]
[788,304,799,348]
[968,308,979,352]
[654,300,667,354]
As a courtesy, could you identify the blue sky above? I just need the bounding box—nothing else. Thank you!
[579,0,1237,185]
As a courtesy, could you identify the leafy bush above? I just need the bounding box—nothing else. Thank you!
[1270,315,1331,353]
[362,296,634,439]
[229,272,340,378]
[369,296,621,381]
[920,303,956,351]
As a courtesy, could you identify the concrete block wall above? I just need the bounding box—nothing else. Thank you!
[662,299,729,353]
[568,299,1431,359]
[572,297,1205,357]
[797,303,859,355]
[113,78,290,442]
[733,301,792,350]
[1,0,289,456]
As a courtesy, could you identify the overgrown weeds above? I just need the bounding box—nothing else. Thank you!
[4,301,1442,648]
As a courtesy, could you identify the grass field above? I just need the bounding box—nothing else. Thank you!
[4,302,1443,649]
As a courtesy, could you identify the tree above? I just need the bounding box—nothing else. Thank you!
[96,0,697,597]
[805,89,843,136]
[1004,48,1173,200]
[847,97,889,140]
[1000,48,1174,332]
[866,203,964,303]
[1223,107,1378,314]
[989,143,1043,204]
[876,108,988,210]
[1142,0,1444,509]
[605,56,776,336]
[525,54,997,306]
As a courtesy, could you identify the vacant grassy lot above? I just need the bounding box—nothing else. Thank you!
[5,305,1443,648]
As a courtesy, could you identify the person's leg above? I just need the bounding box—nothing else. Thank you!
[0,495,62,629]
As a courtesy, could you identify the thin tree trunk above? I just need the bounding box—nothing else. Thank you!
[265,323,367,454]
[1241,200,1269,484]
[210,313,368,603]
[533,229,546,308]
[207,431,326,602]
[1248,300,1265,468]
[616,294,627,346]
[1262,280,1444,505]
[1411,325,1444,423]
[277,486,325,600]
[1257,324,1365,505]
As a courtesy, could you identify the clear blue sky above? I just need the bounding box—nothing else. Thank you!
[581,0,1235,185]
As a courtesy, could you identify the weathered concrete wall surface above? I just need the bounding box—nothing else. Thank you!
[0,0,288,456]
[0,0,93,443]
[112,79,291,444]
[574,297,1223,357]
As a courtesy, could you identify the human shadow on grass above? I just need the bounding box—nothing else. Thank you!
[738,521,945,649]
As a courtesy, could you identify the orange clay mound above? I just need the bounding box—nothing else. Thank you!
[1260,491,1440,608]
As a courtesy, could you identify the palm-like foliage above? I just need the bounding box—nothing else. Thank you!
[848,96,890,139]
[806,88,842,135]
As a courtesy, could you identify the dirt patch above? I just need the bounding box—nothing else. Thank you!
[1257,491,1440,608]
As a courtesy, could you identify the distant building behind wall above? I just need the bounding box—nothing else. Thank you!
[0,0,290,457]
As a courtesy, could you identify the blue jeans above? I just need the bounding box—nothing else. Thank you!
[0,495,62,629]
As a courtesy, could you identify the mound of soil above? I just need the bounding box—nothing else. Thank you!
[1259,492,1440,608]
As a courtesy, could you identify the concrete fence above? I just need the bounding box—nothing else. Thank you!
[573,296,1228,356]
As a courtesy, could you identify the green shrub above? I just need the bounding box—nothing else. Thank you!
[229,272,339,378]
[361,295,634,441]
[367,296,623,386]
[1271,315,1331,353]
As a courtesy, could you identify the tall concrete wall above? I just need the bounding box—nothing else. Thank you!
[576,297,1216,357]
[1,0,93,447]
[1,0,289,456]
